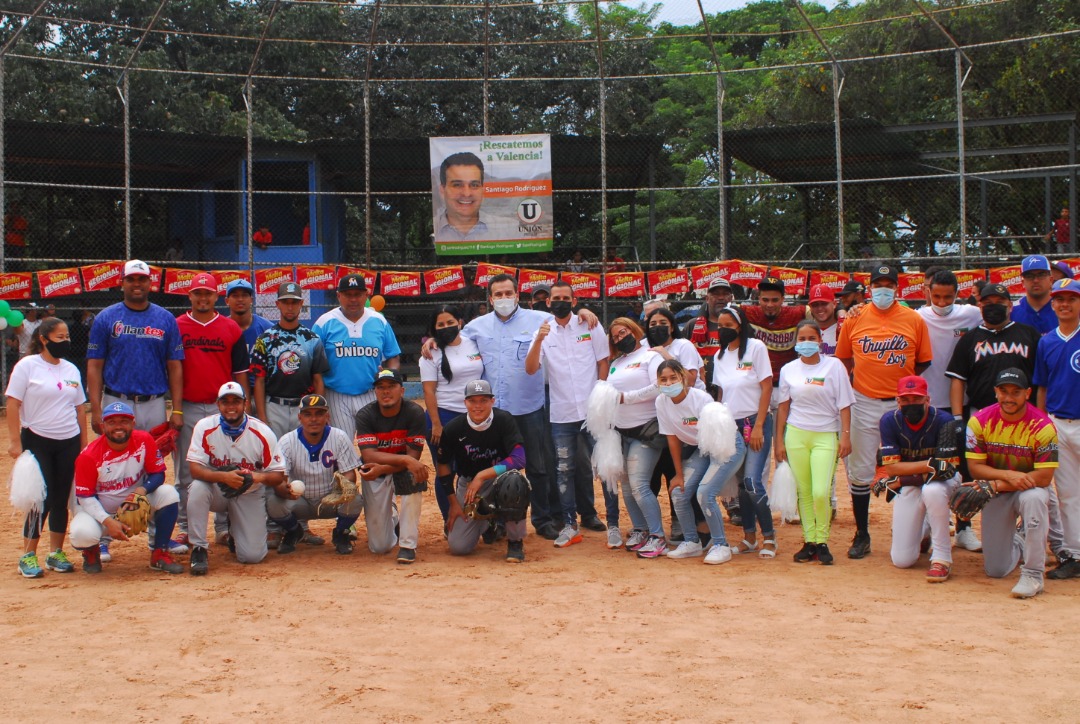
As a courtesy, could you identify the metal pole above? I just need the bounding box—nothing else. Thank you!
[591,1,608,320]
[955,49,969,263]
[244,80,254,273]
[1,57,6,275]
[121,73,132,258]
[832,63,845,270]
[482,0,491,135]
[1070,124,1077,254]
[648,155,656,263]
[694,0,727,259]
[363,2,384,268]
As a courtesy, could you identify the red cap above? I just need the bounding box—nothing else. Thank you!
[808,284,834,304]
[189,272,218,292]
[896,375,928,398]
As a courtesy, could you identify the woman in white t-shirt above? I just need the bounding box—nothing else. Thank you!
[655,359,746,565]
[644,307,706,390]
[775,320,854,565]
[6,317,88,578]
[605,317,667,559]
[420,304,484,526]
[712,305,778,558]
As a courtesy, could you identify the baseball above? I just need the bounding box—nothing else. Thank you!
[289,480,305,496]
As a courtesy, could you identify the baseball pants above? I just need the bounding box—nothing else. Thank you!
[265,399,299,440]
[359,475,401,554]
[325,388,376,437]
[186,480,268,564]
[890,478,959,569]
[448,475,527,555]
[102,392,166,432]
[70,485,180,550]
[175,401,218,533]
[982,487,1050,580]
[266,490,365,524]
[1049,416,1080,559]
[846,392,896,487]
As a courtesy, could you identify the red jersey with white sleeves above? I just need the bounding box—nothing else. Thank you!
[177,312,249,403]
[74,431,165,513]
[186,414,284,495]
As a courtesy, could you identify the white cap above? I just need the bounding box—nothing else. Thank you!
[124,259,151,277]
[217,381,246,400]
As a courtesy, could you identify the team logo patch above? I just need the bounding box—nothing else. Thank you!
[277,350,301,374]
[804,376,825,386]
[1070,349,1080,375]
[737,361,753,370]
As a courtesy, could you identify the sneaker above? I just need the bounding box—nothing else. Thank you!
[267,530,282,550]
[729,512,743,527]
[554,525,583,549]
[704,545,733,565]
[847,531,871,559]
[174,531,190,547]
[482,522,498,545]
[302,531,325,546]
[150,548,184,574]
[506,540,525,563]
[581,515,606,532]
[606,526,623,549]
[955,527,982,552]
[190,546,209,576]
[149,539,189,555]
[669,519,684,543]
[215,530,231,546]
[346,524,359,541]
[1047,556,1080,580]
[277,525,305,555]
[666,540,704,559]
[793,542,817,563]
[926,560,951,583]
[18,552,44,578]
[397,547,416,564]
[636,535,668,559]
[82,547,103,574]
[1011,574,1044,599]
[98,542,112,563]
[332,528,354,555]
[816,543,834,565]
[624,529,648,552]
[536,523,560,541]
[45,550,74,573]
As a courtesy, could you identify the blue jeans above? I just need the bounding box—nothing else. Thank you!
[619,436,664,536]
[738,412,775,537]
[425,406,464,523]
[552,421,587,527]
[674,435,746,548]
[514,407,557,530]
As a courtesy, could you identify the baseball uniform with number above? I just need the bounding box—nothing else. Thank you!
[266,425,363,523]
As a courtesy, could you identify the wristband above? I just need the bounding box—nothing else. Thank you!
[493,464,507,475]
[172,410,183,415]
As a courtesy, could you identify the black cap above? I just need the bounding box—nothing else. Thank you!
[531,284,551,298]
[758,277,785,294]
[839,281,865,296]
[337,273,367,292]
[374,368,404,386]
[298,394,329,410]
[277,281,303,300]
[994,367,1029,389]
[978,283,1011,301]
[870,265,899,284]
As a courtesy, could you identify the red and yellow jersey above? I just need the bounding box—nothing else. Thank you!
[966,403,1058,473]
[835,303,932,398]
[742,305,807,382]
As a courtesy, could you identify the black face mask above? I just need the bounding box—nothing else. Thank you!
[615,334,637,355]
[982,303,1007,326]
[532,301,549,313]
[900,403,926,425]
[645,326,671,347]
[549,300,573,319]
[433,326,459,347]
[718,327,739,347]
[45,339,71,359]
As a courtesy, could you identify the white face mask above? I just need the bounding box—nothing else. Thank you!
[931,303,954,316]
[467,410,494,431]
[492,298,517,317]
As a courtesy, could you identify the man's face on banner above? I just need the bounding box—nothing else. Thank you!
[441,163,484,226]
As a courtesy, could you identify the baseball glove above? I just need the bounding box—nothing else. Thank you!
[318,471,357,514]
[927,419,963,482]
[148,421,179,456]
[392,470,428,496]
[215,465,256,499]
[465,470,531,522]
[949,480,997,521]
[113,492,151,536]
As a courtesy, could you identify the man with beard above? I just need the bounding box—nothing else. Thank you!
[742,277,808,396]
[807,284,841,355]
[836,280,866,314]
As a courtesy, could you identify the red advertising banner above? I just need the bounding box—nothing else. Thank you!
[808,270,850,293]
[336,266,378,291]
[726,259,768,288]
[80,261,123,292]
[255,267,295,295]
[954,269,986,298]
[0,272,32,299]
[605,271,646,298]
[563,272,600,299]
[162,268,198,295]
[473,263,517,287]
[147,265,163,292]
[381,271,422,297]
[646,269,689,296]
[689,261,733,291]
[1060,258,1080,278]
[898,272,924,301]
[424,266,467,295]
[519,269,558,295]
[851,272,871,289]
[295,265,337,291]
[215,270,252,294]
[989,265,1024,294]
[768,266,808,296]
[36,267,82,297]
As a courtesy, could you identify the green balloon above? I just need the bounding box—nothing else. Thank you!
[7,310,24,326]
[0,300,9,316]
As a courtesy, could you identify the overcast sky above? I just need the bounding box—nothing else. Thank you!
[652,0,845,26]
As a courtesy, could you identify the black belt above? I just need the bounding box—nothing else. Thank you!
[876,396,896,402]
[104,387,164,403]
[269,396,302,406]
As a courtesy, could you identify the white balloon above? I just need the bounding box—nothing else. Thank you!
[0,317,9,331]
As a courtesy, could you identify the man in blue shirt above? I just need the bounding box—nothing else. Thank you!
[1011,255,1057,335]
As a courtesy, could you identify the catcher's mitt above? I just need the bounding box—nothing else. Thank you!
[465,470,531,521]
[216,465,256,499]
[392,470,428,496]
[949,480,997,521]
[113,492,151,536]
[927,419,963,482]
[148,421,179,456]
[318,471,357,513]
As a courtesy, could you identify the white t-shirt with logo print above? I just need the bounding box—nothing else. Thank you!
[656,387,714,446]
[777,355,855,433]
[419,336,484,414]
[712,338,773,419]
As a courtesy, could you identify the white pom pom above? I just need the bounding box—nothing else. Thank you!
[770,461,800,524]
[585,381,625,492]
[697,401,738,464]
[9,450,46,515]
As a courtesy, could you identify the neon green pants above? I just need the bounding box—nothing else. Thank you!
[784,424,838,545]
